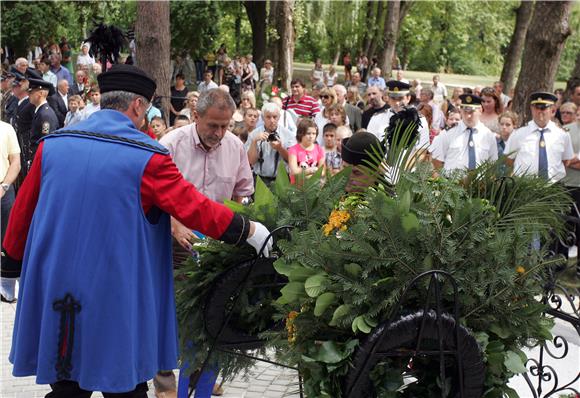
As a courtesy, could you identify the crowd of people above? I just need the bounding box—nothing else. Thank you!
[1,39,580,398]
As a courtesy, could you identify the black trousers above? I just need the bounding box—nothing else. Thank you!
[46,380,148,398]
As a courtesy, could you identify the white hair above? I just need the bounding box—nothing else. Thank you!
[261,102,280,115]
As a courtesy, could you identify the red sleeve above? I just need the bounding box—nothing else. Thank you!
[141,153,240,241]
[3,142,44,260]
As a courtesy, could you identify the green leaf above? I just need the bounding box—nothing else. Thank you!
[503,386,520,398]
[272,161,290,197]
[489,323,511,339]
[504,350,527,374]
[253,176,277,222]
[372,277,394,287]
[273,260,295,277]
[314,292,337,316]
[486,340,505,353]
[423,254,433,269]
[352,315,372,333]
[401,213,419,233]
[224,199,246,214]
[329,304,351,326]
[304,273,328,298]
[289,267,318,282]
[400,190,411,214]
[276,282,306,304]
[344,263,362,277]
[314,341,346,364]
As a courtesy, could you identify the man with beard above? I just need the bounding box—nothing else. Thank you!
[361,85,388,129]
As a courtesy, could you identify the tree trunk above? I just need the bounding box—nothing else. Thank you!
[362,1,376,56]
[367,1,386,60]
[272,0,294,90]
[136,0,171,125]
[244,0,268,68]
[379,0,402,77]
[266,0,279,67]
[499,1,534,94]
[512,1,572,122]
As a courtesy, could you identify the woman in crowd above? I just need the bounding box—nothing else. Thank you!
[325,65,338,88]
[179,91,200,120]
[233,91,256,125]
[76,43,95,69]
[357,53,369,82]
[311,58,325,87]
[445,110,462,130]
[288,119,325,184]
[170,73,189,126]
[260,59,274,89]
[347,86,365,110]
[450,87,463,109]
[497,111,518,157]
[418,103,438,144]
[343,52,352,82]
[560,102,578,127]
[314,87,339,143]
[216,44,228,84]
[479,87,503,134]
[241,56,254,92]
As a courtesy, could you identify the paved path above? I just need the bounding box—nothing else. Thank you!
[2,296,577,398]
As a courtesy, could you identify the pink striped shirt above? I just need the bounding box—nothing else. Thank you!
[283,95,320,118]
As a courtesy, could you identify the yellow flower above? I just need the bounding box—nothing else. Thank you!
[323,210,351,235]
[286,311,299,344]
[516,266,525,274]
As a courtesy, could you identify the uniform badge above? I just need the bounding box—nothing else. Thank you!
[540,140,546,148]
[466,96,472,103]
[469,141,474,147]
[42,122,50,135]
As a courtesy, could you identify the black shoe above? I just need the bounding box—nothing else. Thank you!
[1,294,16,303]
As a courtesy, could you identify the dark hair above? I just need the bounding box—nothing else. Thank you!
[175,114,190,123]
[175,73,185,80]
[323,123,338,134]
[151,116,166,126]
[481,87,503,114]
[463,87,473,95]
[290,78,305,88]
[296,118,318,142]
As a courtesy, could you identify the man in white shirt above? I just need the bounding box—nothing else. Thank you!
[197,70,218,93]
[505,92,574,182]
[431,74,447,104]
[431,94,498,173]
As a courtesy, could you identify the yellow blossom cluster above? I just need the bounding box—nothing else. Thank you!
[323,210,351,236]
[286,310,299,344]
[516,266,525,274]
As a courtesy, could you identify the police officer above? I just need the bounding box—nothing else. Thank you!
[27,78,59,158]
[431,94,498,173]
[505,92,574,182]
[367,80,430,151]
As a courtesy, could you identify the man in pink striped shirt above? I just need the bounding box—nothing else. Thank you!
[283,78,320,118]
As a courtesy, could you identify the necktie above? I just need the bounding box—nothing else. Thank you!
[467,127,476,170]
[538,128,548,179]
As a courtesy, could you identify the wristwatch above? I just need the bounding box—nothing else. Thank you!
[1,183,10,192]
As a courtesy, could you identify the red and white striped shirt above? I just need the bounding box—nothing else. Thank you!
[283,95,320,118]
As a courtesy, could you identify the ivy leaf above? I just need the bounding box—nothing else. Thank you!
[314,292,337,316]
[401,213,419,233]
[504,350,527,374]
[276,282,306,304]
[400,190,411,214]
[329,304,351,326]
[344,263,362,277]
[305,273,327,297]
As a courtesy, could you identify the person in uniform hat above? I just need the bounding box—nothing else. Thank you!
[366,80,430,156]
[27,78,59,158]
[505,92,573,182]
[431,94,498,173]
[2,64,273,397]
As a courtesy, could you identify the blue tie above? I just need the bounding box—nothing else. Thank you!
[538,128,548,179]
[467,127,476,170]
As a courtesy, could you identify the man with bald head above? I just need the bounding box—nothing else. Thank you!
[47,79,70,127]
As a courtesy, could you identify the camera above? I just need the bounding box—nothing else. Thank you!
[267,132,280,142]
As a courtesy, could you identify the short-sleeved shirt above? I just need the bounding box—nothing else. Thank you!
[430,121,498,172]
[367,76,386,91]
[245,126,296,178]
[505,120,574,183]
[1,120,21,180]
[283,95,320,118]
[160,123,254,203]
[367,108,430,152]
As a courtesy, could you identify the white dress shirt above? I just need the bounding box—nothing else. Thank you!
[431,121,498,172]
[505,120,574,182]
[367,108,430,152]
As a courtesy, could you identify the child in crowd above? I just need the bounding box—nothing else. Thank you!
[64,95,83,127]
[445,110,461,130]
[335,125,353,153]
[323,123,342,175]
[288,118,325,184]
[150,116,167,140]
[497,111,518,157]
